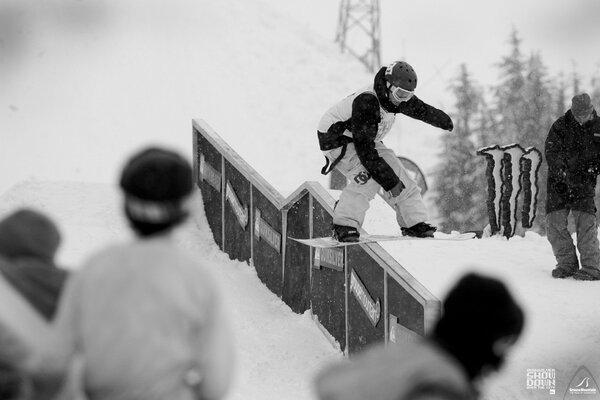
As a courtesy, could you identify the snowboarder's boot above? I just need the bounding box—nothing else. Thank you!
[401,222,436,238]
[332,224,360,242]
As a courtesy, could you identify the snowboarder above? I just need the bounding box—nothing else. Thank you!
[317,61,454,242]
[545,93,600,281]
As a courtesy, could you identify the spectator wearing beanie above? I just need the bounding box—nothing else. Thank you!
[42,147,235,400]
[0,208,68,321]
[314,272,524,400]
[545,93,600,281]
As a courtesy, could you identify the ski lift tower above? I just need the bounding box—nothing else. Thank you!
[335,0,381,72]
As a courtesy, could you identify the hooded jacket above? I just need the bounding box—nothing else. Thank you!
[545,109,600,214]
[49,235,234,400]
[317,67,453,191]
[314,339,475,400]
[0,209,68,321]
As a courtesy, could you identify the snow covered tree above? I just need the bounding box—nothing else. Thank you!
[432,64,488,232]
[491,28,527,144]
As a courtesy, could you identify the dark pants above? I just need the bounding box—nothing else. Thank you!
[546,209,600,272]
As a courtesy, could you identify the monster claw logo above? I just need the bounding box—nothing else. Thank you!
[477,144,542,238]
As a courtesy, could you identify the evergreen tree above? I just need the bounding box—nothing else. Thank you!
[492,28,527,144]
[518,52,554,232]
[553,73,567,116]
[432,64,487,232]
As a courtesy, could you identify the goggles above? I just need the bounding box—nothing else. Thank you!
[389,85,414,102]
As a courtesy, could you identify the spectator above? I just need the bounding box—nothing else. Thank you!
[314,273,524,400]
[0,271,57,400]
[0,209,68,399]
[0,208,68,320]
[44,147,235,400]
[545,93,600,280]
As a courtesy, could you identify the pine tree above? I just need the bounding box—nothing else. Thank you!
[432,64,487,232]
[518,52,554,232]
[492,28,527,144]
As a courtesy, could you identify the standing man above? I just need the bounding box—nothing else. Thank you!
[43,147,235,399]
[545,93,600,281]
[317,61,454,242]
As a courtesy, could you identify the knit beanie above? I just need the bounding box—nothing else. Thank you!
[431,273,524,380]
[0,209,61,262]
[120,147,193,235]
[571,93,594,118]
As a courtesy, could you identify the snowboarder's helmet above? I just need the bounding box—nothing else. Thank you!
[384,61,417,91]
[120,147,193,235]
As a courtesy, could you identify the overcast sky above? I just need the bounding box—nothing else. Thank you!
[294,0,600,107]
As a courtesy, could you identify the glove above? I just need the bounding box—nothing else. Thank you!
[388,181,405,198]
[446,119,454,132]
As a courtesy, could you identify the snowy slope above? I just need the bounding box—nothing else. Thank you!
[2,1,600,399]
[0,180,343,400]
[4,178,600,400]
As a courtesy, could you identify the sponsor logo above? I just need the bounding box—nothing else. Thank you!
[477,144,542,237]
[349,269,380,327]
[565,366,599,398]
[253,209,281,253]
[225,181,248,229]
[313,247,344,271]
[388,314,419,344]
[526,368,556,395]
[199,153,222,192]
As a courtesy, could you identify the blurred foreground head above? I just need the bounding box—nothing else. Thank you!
[0,209,61,262]
[431,272,525,381]
[120,147,193,237]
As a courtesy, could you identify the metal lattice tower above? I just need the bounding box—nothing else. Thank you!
[335,0,381,72]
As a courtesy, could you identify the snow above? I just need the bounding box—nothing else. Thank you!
[2,1,600,399]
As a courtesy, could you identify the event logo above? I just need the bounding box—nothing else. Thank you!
[564,366,600,398]
[477,144,542,238]
[526,368,556,395]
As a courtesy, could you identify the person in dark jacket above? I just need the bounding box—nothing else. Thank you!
[314,272,525,400]
[0,209,68,399]
[545,93,600,280]
[317,61,454,242]
[0,208,68,320]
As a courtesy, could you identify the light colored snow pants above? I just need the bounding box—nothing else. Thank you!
[328,142,428,229]
[546,209,600,272]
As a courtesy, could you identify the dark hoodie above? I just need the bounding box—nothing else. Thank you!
[545,109,600,214]
[0,209,68,321]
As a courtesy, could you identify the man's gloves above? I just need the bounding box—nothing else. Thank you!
[388,181,405,198]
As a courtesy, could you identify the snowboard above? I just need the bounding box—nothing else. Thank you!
[289,232,476,248]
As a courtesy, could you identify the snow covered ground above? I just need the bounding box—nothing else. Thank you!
[2,1,600,399]
[3,179,600,400]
